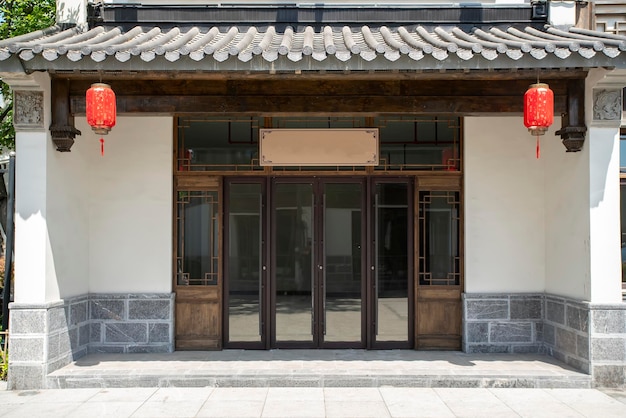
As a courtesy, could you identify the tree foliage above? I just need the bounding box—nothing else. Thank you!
[0,0,56,149]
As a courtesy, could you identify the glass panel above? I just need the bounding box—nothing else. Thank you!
[622,183,626,283]
[178,117,263,171]
[275,183,314,342]
[228,183,263,342]
[176,191,219,286]
[375,116,461,171]
[418,191,461,286]
[375,183,409,342]
[324,183,362,342]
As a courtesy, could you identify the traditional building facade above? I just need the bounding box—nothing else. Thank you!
[0,0,625,389]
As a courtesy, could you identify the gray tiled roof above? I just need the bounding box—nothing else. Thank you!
[1,24,625,72]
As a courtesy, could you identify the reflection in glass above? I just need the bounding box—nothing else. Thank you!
[375,183,409,342]
[418,191,461,286]
[228,184,263,342]
[275,184,314,342]
[176,191,219,286]
[324,183,362,342]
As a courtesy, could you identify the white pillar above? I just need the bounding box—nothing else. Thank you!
[586,69,625,303]
[3,72,58,304]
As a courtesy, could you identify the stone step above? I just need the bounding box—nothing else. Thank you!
[45,350,593,390]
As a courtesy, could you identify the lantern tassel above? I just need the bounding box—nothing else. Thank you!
[100,138,105,156]
[536,135,540,159]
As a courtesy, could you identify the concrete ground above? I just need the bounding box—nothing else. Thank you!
[0,383,625,417]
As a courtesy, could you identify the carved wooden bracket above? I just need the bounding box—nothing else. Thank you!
[555,79,587,152]
[50,78,81,152]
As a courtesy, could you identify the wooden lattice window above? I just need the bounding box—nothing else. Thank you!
[176,190,220,285]
[418,190,461,286]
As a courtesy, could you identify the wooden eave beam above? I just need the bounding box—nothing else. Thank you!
[67,77,577,116]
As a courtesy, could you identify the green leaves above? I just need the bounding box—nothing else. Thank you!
[0,0,56,149]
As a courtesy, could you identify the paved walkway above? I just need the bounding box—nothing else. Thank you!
[0,385,625,417]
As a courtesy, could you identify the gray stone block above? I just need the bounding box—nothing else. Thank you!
[566,357,590,375]
[10,337,44,362]
[127,344,171,353]
[466,300,508,320]
[79,324,90,347]
[46,353,74,375]
[465,322,488,343]
[91,300,125,321]
[129,300,171,320]
[70,302,88,326]
[63,329,76,355]
[71,346,88,360]
[543,323,556,346]
[591,337,626,361]
[465,344,511,354]
[566,306,589,333]
[592,310,626,334]
[577,334,590,360]
[90,322,102,343]
[9,310,45,334]
[47,333,60,359]
[490,323,532,343]
[535,322,544,342]
[510,298,542,320]
[546,300,565,325]
[48,306,69,333]
[555,328,577,355]
[482,378,536,388]
[593,365,626,387]
[148,323,171,343]
[88,344,126,354]
[511,345,542,354]
[105,323,147,343]
[7,364,45,390]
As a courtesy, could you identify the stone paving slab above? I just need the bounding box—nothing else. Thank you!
[44,350,593,389]
[0,386,625,417]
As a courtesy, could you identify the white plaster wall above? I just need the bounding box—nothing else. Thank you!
[464,116,547,293]
[45,125,91,300]
[543,122,590,300]
[79,116,173,293]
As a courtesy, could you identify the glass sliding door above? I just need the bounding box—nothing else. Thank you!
[225,181,266,347]
[273,182,315,344]
[272,179,365,348]
[372,180,412,347]
[322,182,364,345]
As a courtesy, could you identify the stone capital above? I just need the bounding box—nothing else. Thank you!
[590,88,623,128]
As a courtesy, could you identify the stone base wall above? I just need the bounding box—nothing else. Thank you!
[463,294,544,354]
[464,293,626,387]
[8,293,175,389]
[590,304,626,387]
[89,293,175,354]
[543,296,590,374]
[8,297,90,390]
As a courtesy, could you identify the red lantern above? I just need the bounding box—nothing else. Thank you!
[86,83,116,156]
[524,82,553,159]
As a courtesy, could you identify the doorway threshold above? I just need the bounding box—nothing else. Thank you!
[46,350,591,389]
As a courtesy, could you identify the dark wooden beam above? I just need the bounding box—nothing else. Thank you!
[556,78,587,152]
[50,78,81,152]
[67,78,575,115]
[71,94,567,115]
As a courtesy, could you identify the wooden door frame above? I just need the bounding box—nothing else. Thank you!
[223,177,270,349]
[173,176,223,350]
[368,177,415,349]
